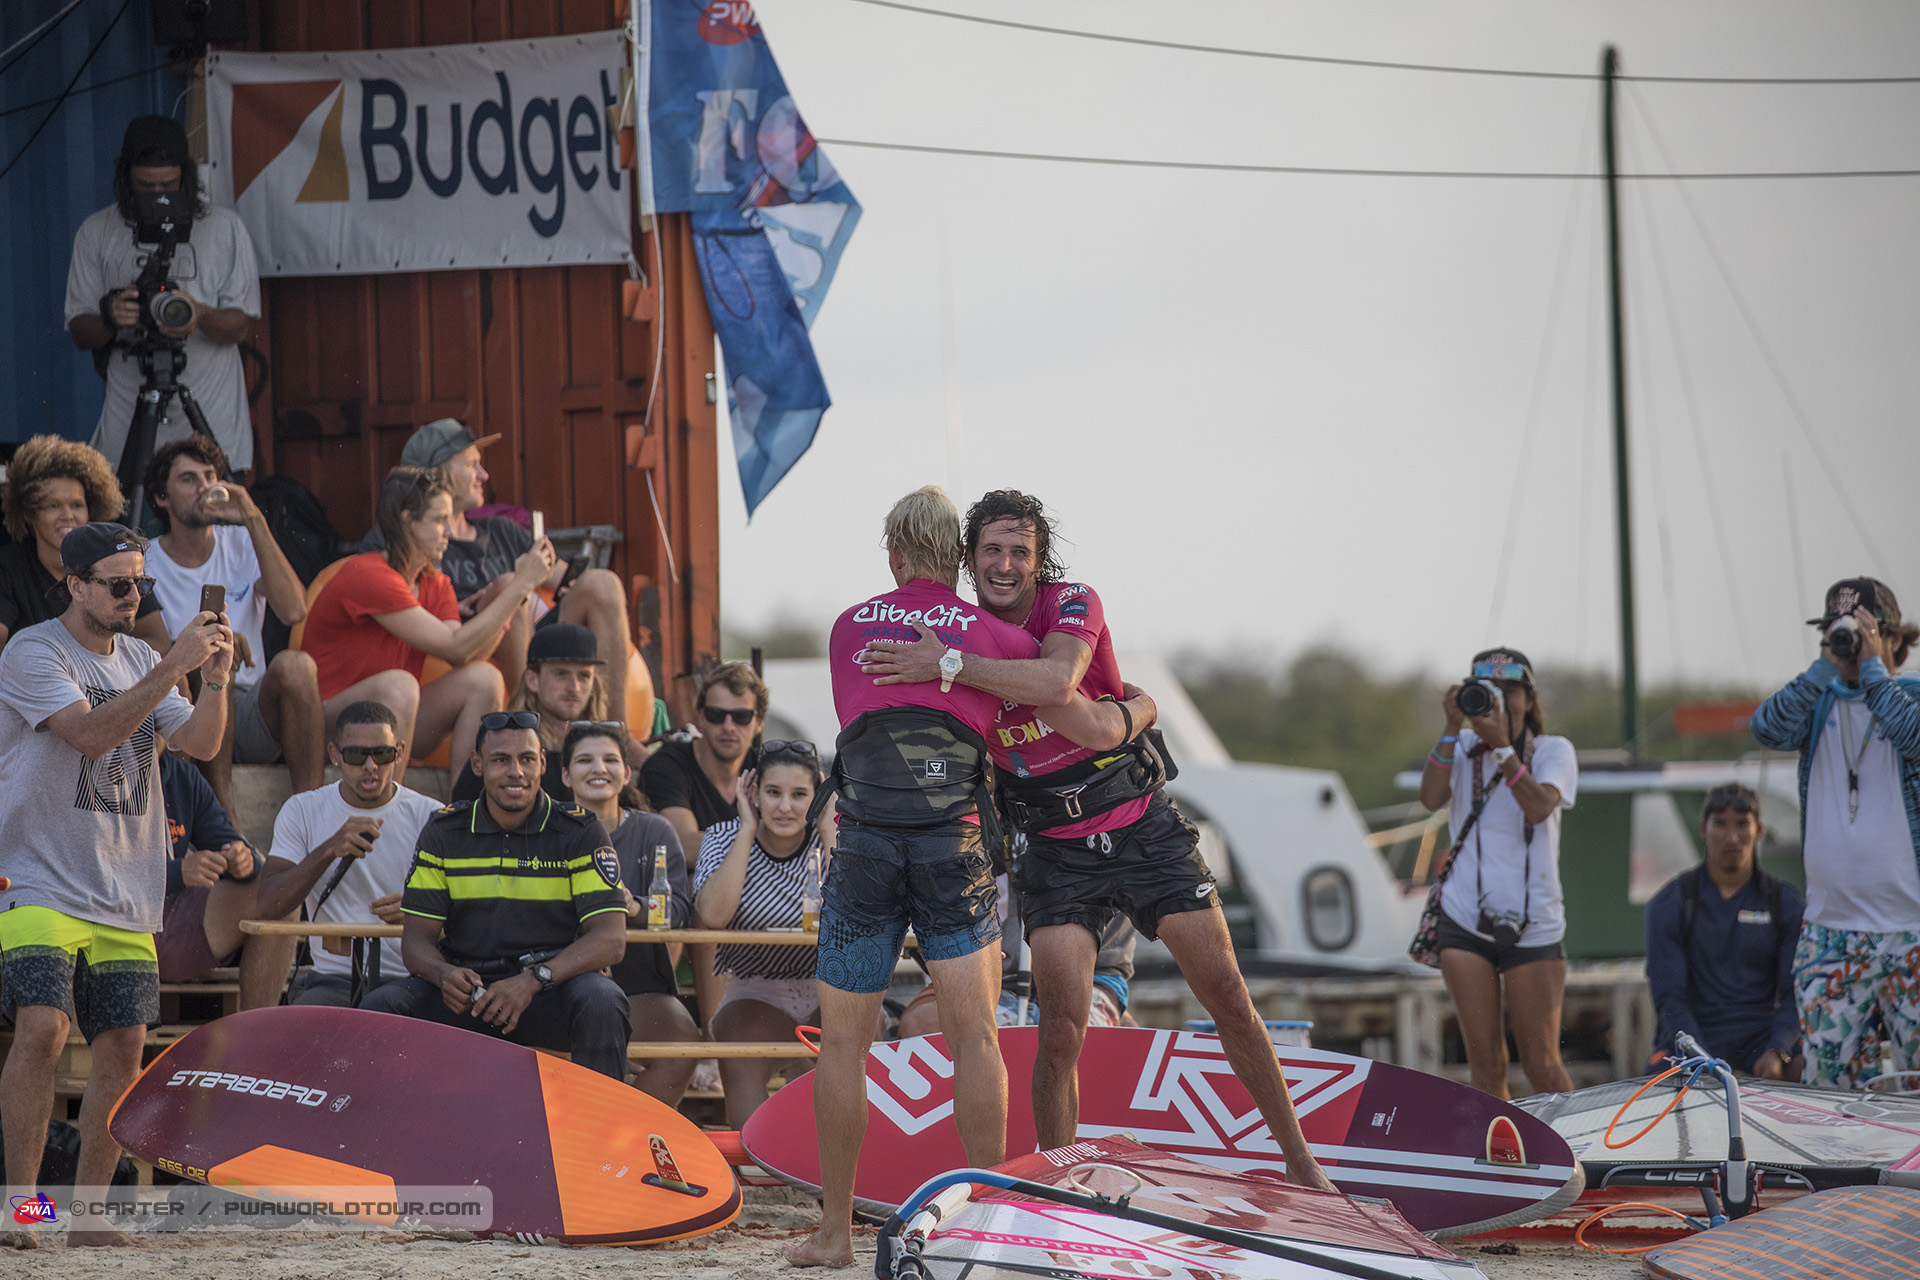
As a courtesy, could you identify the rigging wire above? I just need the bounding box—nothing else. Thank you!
[1624,84,1893,575]
[1487,94,1596,638]
[818,136,1920,181]
[1633,135,1762,685]
[0,0,133,186]
[0,0,87,77]
[0,59,173,119]
[843,0,1920,85]
[1626,171,1690,685]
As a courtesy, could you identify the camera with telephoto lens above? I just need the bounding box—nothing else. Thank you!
[129,190,196,334]
[1478,908,1525,950]
[1826,616,1863,661]
[1456,678,1504,719]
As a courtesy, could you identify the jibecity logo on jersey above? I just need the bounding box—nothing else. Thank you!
[10,1194,56,1224]
[852,600,976,632]
[227,64,621,237]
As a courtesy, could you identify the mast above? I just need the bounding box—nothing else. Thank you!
[1602,45,1638,751]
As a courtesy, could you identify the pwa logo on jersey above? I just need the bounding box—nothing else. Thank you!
[10,1193,56,1224]
[699,1,761,45]
[228,69,619,236]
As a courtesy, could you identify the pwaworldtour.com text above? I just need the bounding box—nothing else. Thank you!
[18,1185,494,1233]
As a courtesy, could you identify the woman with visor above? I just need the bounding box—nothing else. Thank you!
[1419,648,1578,1099]
[692,738,830,1128]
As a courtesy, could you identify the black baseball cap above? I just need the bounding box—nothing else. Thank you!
[60,522,148,577]
[120,115,191,167]
[1807,577,1901,629]
[527,622,603,666]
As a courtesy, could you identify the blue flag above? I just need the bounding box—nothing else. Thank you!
[647,0,861,515]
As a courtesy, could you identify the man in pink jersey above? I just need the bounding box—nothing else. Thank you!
[862,490,1332,1191]
[790,487,1153,1269]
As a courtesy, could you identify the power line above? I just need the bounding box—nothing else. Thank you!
[845,0,1920,85]
[0,59,173,119]
[819,136,1920,180]
[0,0,86,79]
[0,0,133,185]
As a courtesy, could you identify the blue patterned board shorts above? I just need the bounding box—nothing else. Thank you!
[1793,919,1920,1089]
[816,820,999,994]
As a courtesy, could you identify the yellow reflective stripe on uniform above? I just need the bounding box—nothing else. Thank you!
[400,907,447,921]
[440,876,576,903]
[406,850,449,894]
[579,905,626,922]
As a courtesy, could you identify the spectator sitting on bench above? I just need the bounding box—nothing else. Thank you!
[449,623,609,804]
[302,466,553,780]
[560,720,702,1104]
[255,700,441,1007]
[361,713,631,1080]
[155,748,298,1010]
[693,741,832,1128]
[1645,783,1805,1078]
[362,420,632,695]
[144,434,325,818]
[0,435,169,654]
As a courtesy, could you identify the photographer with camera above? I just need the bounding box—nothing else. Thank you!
[1751,578,1920,1089]
[64,116,261,477]
[1418,648,1578,1099]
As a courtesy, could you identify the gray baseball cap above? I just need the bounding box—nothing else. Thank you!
[400,418,501,469]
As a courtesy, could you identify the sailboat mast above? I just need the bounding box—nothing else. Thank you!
[1602,45,1639,751]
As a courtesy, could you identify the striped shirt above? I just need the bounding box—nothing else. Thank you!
[693,818,819,980]
[401,791,625,969]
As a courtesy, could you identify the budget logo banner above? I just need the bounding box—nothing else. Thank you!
[206,32,632,277]
[646,0,861,515]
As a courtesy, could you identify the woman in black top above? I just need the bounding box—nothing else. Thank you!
[693,740,829,1129]
[561,722,701,1105]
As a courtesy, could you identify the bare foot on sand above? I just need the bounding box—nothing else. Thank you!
[785,1226,854,1268]
[67,1227,142,1248]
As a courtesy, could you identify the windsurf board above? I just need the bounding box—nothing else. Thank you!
[108,1006,740,1245]
[741,1024,1581,1237]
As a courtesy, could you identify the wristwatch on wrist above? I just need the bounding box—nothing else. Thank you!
[1490,745,1517,770]
[938,647,964,693]
[530,963,555,993]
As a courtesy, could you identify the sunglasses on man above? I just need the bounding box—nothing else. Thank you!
[702,705,757,727]
[1470,660,1529,683]
[81,574,156,600]
[338,745,400,765]
[479,709,542,733]
[1703,786,1758,816]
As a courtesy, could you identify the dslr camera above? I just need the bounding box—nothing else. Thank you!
[129,189,196,335]
[1826,616,1863,661]
[1478,907,1526,950]
[1456,678,1504,720]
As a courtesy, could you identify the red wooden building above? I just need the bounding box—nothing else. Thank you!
[233,0,718,714]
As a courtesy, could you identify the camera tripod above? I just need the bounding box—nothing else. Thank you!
[115,333,211,521]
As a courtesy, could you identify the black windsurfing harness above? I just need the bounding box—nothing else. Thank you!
[998,726,1178,833]
[814,705,1006,854]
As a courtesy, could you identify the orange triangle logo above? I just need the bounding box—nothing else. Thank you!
[230,79,344,201]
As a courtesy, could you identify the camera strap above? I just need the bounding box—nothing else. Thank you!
[1471,736,1536,932]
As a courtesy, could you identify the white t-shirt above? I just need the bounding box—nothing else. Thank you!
[1438,730,1578,948]
[64,203,261,471]
[1803,695,1920,932]
[147,527,269,690]
[267,782,441,978]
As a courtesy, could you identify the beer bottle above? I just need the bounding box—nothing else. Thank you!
[647,845,671,931]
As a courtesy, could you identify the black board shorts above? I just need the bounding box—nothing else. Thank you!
[816,819,1000,994]
[1017,793,1218,943]
[1435,912,1565,973]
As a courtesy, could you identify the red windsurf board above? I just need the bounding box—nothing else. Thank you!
[741,1025,1580,1237]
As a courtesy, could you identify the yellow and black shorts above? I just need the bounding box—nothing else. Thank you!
[0,906,159,1041]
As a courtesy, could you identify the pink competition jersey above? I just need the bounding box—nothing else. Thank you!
[994,581,1151,840]
[830,578,1039,739]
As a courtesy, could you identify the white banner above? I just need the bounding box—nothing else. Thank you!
[206,32,633,277]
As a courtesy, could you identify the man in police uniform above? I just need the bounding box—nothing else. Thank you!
[361,710,630,1079]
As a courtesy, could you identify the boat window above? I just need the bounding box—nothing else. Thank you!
[1301,866,1355,951]
[1629,792,1700,905]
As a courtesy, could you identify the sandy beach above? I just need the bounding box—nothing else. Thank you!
[0,1183,1652,1278]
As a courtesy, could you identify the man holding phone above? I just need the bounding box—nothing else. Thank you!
[145,435,324,816]
[361,420,632,698]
